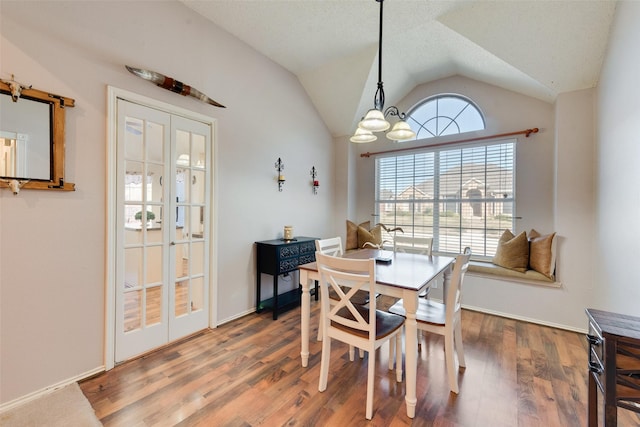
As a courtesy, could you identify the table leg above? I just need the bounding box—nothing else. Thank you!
[402,290,419,419]
[300,269,310,367]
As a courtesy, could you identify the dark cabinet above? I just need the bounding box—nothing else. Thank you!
[586,308,640,426]
[256,237,317,320]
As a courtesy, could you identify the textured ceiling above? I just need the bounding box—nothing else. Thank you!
[181,0,617,138]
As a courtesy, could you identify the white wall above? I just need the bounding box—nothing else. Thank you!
[595,0,640,317]
[0,1,334,405]
[348,76,598,331]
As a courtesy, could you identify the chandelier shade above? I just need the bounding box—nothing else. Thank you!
[350,127,377,143]
[386,120,415,141]
[359,109,390,132]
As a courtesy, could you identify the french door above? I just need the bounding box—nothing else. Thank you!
[114,99,212,362]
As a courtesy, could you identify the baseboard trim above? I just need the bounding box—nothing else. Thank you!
[217,308,257,326]
[0,366,105,413]
[462,303,587,334]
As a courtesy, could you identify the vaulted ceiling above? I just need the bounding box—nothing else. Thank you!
[181,0,617,138]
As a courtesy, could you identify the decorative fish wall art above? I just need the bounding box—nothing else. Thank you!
[125,65,226,108]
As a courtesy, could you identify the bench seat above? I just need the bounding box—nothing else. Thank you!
[467,261,561,288]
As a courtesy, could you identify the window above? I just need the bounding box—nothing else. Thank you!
[375,140,515,258]
[406,94,485,140]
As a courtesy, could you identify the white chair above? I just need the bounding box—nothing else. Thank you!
[316,252,405,420]
[316,236,343,257]
[393,235,434,299]
[393,235,433,255]
[388,247,471,394]
[315,237,369,359]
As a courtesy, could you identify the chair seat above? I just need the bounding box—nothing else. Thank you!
[332,305,405,339]
[388,298,446,326]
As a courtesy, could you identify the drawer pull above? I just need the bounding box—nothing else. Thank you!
[589,361,603,374]
[586,334,602,346]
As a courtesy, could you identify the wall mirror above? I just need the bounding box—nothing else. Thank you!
[0,81,75,191]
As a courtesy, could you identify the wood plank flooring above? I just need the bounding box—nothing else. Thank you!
[80,297,640,426]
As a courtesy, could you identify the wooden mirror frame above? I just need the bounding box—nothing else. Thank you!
[0,81,75,191]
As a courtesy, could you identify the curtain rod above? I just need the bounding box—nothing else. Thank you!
[359,127,538,158]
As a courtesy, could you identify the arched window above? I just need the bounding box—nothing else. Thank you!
[406,94,485,140]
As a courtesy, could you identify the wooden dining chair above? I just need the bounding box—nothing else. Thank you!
[315,237,369,359]
[316,252,405,420]
[393,235,434,299]
[393,235,434,255]
[388,247,472,394]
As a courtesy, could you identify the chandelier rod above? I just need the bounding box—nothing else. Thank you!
[374,0,385,111]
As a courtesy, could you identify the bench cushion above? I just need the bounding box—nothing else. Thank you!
[468,260,554,283]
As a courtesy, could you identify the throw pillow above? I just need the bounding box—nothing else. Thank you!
[528,229,557,279]
[357,224,382,248]
[346,220,370,250]
[492,229,529,273]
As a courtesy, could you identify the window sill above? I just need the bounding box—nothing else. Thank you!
[467,261,561,288]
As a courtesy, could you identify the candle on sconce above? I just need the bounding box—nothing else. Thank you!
[313,180,319,186]
[278,174,285,181]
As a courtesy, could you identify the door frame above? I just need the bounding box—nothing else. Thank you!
[105,86,218,370]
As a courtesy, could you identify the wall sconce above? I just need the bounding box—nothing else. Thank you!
[310,166,319,195]
[275,157,285,191]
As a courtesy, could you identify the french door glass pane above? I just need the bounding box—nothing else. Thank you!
[146,219,163,244]
[192,170,205,204]
[192,241,204,275]
[124,161,143,202]
[124,289,142,332]
[176,129,190,161]
[124,247,142,288]
[192,134,205,168]
[146,163,163,203]
[124,118,143,160]
[175,281,188,317]
[146,122,164,163]
[145,286,162,326]
[175,243,189,279]
[192,277,204,312]
[146,245,163,284]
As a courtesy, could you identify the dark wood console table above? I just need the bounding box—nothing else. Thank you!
[586,308,640,426]
[256,237,317,320]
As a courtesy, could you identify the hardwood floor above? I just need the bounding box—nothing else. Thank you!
[80,297,640,426]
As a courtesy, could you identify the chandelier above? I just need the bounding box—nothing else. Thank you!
[350,0,416,143]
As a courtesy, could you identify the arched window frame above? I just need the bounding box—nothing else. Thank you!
[405,94,486,140]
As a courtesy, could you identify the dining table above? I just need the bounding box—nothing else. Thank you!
[298,248,455,419]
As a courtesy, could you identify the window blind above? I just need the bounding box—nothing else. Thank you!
[375,139,515,258]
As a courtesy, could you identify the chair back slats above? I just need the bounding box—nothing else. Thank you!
[393,235,433,255]
[316,237,343,257]
[316,252,376,338]
[445,247,472,324]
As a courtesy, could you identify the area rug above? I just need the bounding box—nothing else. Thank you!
[0,383,102,426]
